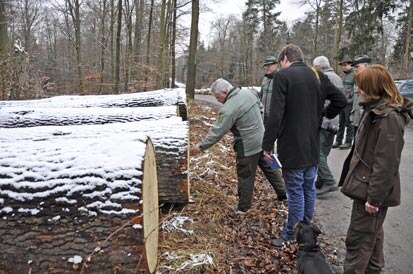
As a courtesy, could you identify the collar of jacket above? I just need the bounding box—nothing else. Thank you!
[343,68,354,74]
[361,99,401,117]
[264,72,274,79]
[290,61,306,67]
[224,87,238,104]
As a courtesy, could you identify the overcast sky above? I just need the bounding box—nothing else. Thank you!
[197,0,309,46]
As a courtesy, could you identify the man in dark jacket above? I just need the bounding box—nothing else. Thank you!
[263,44,346,246]
[333,56,355,149]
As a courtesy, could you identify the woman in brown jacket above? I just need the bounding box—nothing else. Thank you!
[339,65,413,274]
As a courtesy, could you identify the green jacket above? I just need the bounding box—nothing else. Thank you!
[342,69,355,104]
[198,87,264,157]
[340,99,413,207]
[260,73,274,124]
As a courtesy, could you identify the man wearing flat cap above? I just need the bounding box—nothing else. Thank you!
[351,55,371,134]
[258,56,287,201]
[333,56,355,150]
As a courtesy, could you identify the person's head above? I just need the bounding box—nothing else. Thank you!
[210,78,233,103]
[263,56,278,74]
[313,56,330,72]
[277,44,304,69]
[352,54,371,74]
[355,64,404,105]
[339,56,353,73]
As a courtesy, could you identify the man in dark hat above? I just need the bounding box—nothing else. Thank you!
[258,56,287,201]
[350,55,371,134]
[333,56,355,150]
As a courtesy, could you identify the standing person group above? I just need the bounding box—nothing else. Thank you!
[190,44,412,274]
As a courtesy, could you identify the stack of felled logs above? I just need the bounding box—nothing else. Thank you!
[0,88,188,273]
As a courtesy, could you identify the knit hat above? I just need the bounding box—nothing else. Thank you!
[339,56,353,65]
[352,55,371,66]
[263,56,277,66]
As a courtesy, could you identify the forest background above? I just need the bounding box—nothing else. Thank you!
[0,0,412,100]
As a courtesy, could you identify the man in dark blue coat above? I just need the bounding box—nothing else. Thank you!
[263,44,346,246]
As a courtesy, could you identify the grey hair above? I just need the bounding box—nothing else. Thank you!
[210,78,233,94]
[277,43,304,63]
[313,56,330,69]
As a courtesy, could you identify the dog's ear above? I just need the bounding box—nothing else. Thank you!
[312,223,321,236]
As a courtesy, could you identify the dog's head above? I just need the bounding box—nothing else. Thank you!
[294,221,321,247]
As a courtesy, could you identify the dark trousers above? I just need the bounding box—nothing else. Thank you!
[336,104,354,144]
[236,152,260,211]
[318,129,336,187]
[258,156,286,198]
[344,200,388,274]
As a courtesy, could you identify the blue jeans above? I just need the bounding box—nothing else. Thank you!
[281,165,318,240]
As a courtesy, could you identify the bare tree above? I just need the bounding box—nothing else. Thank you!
[156,0,169,89]
[0,0,8,56]
[185,0,199,99]
[403,0,413,73]
[114,0,122,93]
[19,0,40,52]
[66,0,84,94]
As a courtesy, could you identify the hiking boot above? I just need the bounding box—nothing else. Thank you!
[339,143,352,150]
[317,185,339,196]
[277,194,287,201]
[271,237,287,248]
[332,142,341,148]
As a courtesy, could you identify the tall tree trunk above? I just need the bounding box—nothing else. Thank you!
[110,0,115,83]
[171,0,177,88]
[99,0,108,94]
[144,0,154,90]
[380,16,385,65]
[333,0,343,71]
[0,0,8,55]
[156,0,168,89]
[133,0,144,80]
[67,0,83,94]
[185,0,199,100]
[114,0,122,93]
[124,0,133,92]
[403,0,413,74]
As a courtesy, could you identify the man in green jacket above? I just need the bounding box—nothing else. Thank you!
[190,78,264,212]
[258,56,287,201]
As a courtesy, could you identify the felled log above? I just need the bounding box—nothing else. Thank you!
[0,88,186,109]
[0,124,159,273]
[0,106,177,128]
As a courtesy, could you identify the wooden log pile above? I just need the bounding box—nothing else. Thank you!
[0,88,188,273]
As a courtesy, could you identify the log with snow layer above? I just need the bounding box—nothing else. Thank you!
[0,105,178,128]
[0,88,186,109]
[0,125,159,273]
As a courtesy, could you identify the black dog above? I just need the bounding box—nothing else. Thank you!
[294,221,333,274]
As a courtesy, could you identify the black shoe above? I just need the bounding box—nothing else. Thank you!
[332,142,341,148]
[317,185,338,196]
[315,179,323,189]
[339,143,352,150]
[277,194,287,201]
[271,237,287,248]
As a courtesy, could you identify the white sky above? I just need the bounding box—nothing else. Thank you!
[198,0,309,46]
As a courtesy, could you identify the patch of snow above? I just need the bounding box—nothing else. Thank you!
[0,198,3,204]
[48,215,61,222]
[132,224,142,230]
[17,208,39,215]
[161,216,194,235]
[68,255,82,264]
[55,197,77,204]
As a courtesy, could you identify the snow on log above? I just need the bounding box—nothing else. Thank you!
[0,105,177,128]
[0,123,160,273]
[0,88,186,109]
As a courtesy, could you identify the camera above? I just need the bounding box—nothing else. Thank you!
[320,117,338,134]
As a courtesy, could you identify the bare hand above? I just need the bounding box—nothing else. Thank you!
[190,145,202,155]
[365,201,379,214]
[263,150,273,163]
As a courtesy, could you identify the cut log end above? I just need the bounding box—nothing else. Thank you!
[142,138,159,273]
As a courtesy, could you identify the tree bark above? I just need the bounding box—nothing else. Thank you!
[0,133,159,274]
[99,0,108,94]
[0,0,7,56]
[333,0,343,71]
[144,0,155,90]
[114,0,122,93]
[133,0,144,79]
[185,0,199,100]
[403,0,413,74]
[156,0,168,89]
[171,0,177,88]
